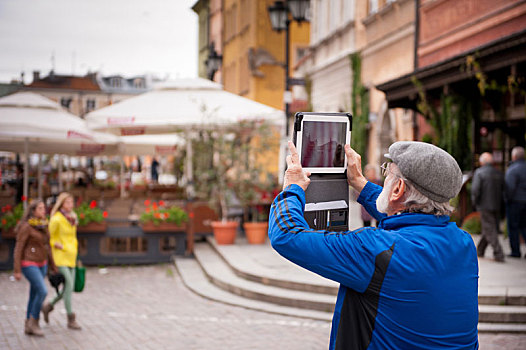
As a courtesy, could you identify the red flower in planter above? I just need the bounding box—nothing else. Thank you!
[159,200,166,207]
[164,212,169,219]
[152,202,158,210]
[80,213,85,219]
[154,212,161,219]
[89,200,97,209]
[144,199,151,206]
[146,208,151,213]
[1,219,6,225]
[103,211,108,218]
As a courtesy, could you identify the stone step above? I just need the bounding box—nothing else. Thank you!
[193,242,336,313]
[207,237,339,295]
[173,255,332,321]
[174,254,526,333]
[478,323,526,333]
[479,305,526,323]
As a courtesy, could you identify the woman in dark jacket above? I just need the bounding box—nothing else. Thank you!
[13,199,57,336]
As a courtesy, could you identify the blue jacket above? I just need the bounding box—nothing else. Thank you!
[505,159,526,203]
[269,182,479,350]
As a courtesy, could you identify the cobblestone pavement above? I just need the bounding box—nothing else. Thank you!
[1,263,525,350]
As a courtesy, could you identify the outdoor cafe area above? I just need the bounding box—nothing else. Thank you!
[0,152,232,270]
[0,79,284,270]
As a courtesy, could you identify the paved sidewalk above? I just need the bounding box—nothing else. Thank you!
[1,263,525,349]
[1,264,331,350]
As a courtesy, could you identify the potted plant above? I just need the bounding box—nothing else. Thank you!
[0,203,23,239]
[75,200,108,233]
[140,199,188,232]
[191,114,280,245]
[231,122,280,244]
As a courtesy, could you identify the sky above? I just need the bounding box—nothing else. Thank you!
[0,0,198,83]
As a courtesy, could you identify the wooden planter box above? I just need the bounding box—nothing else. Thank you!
[103,189,120,199]
[140,222,187,233]
[77,222,107,234]
[0,228,16,239]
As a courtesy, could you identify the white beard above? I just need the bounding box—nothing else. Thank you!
[375,179,393,214]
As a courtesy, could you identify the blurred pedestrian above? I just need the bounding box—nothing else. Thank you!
[14,165,23,204]
[13,199,57,336]
[151,157,159,183]
[505,146,526,258]
[471,152,505,262]
[361,164,382,227]
[41,192,82,330]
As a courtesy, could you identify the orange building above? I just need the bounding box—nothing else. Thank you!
[221,0,309,112]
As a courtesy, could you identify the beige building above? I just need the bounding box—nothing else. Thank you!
[297,0,419,167]
[300,0,364,112]
[361,0,416,166]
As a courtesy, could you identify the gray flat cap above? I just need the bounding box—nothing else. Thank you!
[385,141,462,203]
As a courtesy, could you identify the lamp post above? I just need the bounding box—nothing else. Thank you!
[205,43,222,81]
[267,0,310,137]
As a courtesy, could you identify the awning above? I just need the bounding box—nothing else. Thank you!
[377,29,526,109]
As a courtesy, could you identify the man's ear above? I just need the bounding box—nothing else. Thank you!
[389,178,406,202]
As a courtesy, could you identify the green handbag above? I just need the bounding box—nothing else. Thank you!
[74,262,86,293]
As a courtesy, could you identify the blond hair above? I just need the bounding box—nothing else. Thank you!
[51,192,77,222]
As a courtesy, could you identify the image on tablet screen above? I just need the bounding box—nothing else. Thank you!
[301,121,346,168]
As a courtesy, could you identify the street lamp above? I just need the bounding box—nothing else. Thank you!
[267,0,310,137]
[205,43,222,81]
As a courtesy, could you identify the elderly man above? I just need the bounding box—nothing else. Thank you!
[269,141,478,349]
[505,146,526,258]
[471,152,505,262]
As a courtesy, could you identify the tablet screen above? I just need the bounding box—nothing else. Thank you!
[301,121,346,168]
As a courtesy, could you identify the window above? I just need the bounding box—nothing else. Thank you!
[295,47,308,65]
[343,0,354,22]
[369,0,378,14]
[60,97,72,109]
[329,0,340,31]
[111,77,122,88]
[133,78,145,89]
[317,0,327,40]
[86,99,96,112]
[239,54,249,94]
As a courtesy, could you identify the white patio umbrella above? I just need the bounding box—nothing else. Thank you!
[118,133,184,156]
[0,92,118,204]
[85,78,286,198]
[85,78,285,135]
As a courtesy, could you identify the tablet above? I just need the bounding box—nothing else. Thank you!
[294,113,352,174]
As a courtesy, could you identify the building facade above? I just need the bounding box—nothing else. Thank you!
[192,0,211,79]
[301,0,361,113]
[378,0,526,171]
[22,70,152,118]
[297,0,417,166]
[361,0,417,166]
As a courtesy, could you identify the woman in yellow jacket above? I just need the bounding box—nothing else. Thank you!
[41,192,81,330]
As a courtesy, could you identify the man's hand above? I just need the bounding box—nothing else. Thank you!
[344,144,367,193]
[283,141,311,191]
[14,272,21,281]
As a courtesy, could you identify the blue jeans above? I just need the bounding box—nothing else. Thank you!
[507,202,526,256]
[21,264,48,319]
